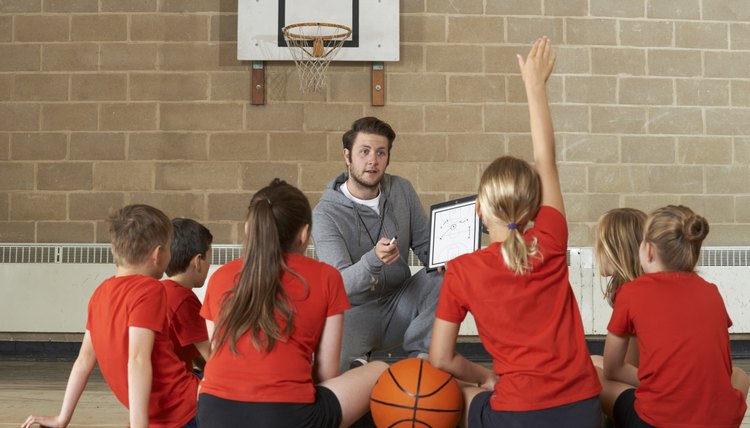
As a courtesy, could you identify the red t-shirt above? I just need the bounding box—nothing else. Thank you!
[200,253,350,403]
[162,279,209,373]
[87,275,198,428]
[608,272,747,427]
[436,206,601,411]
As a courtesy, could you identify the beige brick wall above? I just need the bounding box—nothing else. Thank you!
[1,1,749,246]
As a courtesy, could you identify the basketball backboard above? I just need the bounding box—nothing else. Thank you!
[238,0,400,62]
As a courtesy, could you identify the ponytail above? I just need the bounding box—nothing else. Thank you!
[213,179,311,354]
[478,157,541,275]
[500,226,539,275]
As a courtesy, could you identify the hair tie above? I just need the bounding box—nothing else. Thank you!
[507,223,517,230]
[265,197,272,206]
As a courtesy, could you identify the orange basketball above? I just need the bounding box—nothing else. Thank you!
[370,358,463,428]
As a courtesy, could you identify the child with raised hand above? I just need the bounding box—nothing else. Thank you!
[197,178,388,427]
[22,204,199,428]
[591,208,647,370]
[429,37,602,428]
[162,218,212,374]
[601,205,749,427]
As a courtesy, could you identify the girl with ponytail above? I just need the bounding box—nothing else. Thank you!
[428,37,602,428]
[600,205,749,427]
[197,179,387,427]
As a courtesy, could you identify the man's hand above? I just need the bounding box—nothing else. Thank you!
[375,237,400,265]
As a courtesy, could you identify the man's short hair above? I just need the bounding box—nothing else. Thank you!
[108,204,172,267]
[342,116,396,153]
[166,218,213,276]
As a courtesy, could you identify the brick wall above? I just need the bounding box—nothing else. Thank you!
[1,0,749,245]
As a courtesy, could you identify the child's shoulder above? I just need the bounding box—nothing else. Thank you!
[161,278,196,301]
[101,274,162,290]
[529,205,566,231]
[212,258,244,277]
[447,244,498,272]
[291,253,340,277]
[91,275,164,308]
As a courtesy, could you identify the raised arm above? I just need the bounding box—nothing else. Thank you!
[22,331,97,428]
[517,37,563,215]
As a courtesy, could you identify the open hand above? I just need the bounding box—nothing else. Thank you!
[516,36,556,88]
[21,415,66,428]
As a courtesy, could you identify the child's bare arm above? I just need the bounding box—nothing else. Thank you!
[193,340,211,362]
[205,320,215,352]
[517,37,563,215]
[603,332,640,387]
[128,327,155,428]
[429,319,497,389]
[21,331,97,428]
[313,314,343,384]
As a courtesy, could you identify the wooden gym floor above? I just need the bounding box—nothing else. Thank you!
[1,359,749,427]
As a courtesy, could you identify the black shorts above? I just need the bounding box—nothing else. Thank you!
[197,386,342,428]
[468,391,601,428]
[613,388,655,428]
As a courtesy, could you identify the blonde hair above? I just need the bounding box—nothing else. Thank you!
[595,208,646,306]
[478,156,541,274]
[107,204,172,267]
[644,205,709,272]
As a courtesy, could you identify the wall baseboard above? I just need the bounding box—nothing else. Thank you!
[2,339,748,362]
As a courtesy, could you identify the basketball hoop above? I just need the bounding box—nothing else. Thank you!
[282,22,352,93]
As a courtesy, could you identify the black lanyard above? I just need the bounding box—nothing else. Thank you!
[355,203,386,247]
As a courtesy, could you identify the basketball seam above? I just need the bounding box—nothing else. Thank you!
[417,376,455,399]
[384,363,456,398]
[370,398,462,413]
[412,359,424,426]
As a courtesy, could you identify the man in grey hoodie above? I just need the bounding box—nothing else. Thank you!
[312,116,443,372]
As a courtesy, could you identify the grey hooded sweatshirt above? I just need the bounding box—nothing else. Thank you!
[312,173,431,306]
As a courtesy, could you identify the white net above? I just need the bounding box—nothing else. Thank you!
[282,23,351,93]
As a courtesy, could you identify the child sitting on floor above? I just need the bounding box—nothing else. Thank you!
[23,204,199,428]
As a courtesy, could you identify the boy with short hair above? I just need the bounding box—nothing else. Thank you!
[163,218,212,373]
[22,204,199,428]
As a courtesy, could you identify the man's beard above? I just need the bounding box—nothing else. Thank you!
[350,168,382,190]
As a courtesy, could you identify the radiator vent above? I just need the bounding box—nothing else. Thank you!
[2,244,749,268]
[698,247,750,267]
[0,244,579,270]
[0,244,115,264]
[211,245,243,264]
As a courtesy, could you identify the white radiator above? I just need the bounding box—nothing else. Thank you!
[1,244,748,335]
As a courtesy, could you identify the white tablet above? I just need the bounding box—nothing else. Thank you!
[428,195,482,269]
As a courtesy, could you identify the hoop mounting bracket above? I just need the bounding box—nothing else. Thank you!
[371,62,385,106]
[251,61,265,105]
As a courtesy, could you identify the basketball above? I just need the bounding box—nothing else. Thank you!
[370,358,463,428]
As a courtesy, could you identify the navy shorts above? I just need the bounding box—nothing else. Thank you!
[197,386,342,428]
[613,388,655,428]
[468,391,601,428]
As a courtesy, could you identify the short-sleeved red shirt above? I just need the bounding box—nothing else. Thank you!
[87,275,198,428]
[162,279,209,373]
[608,272,747,427]
[200,253,350,403]
[436,206,601,411]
